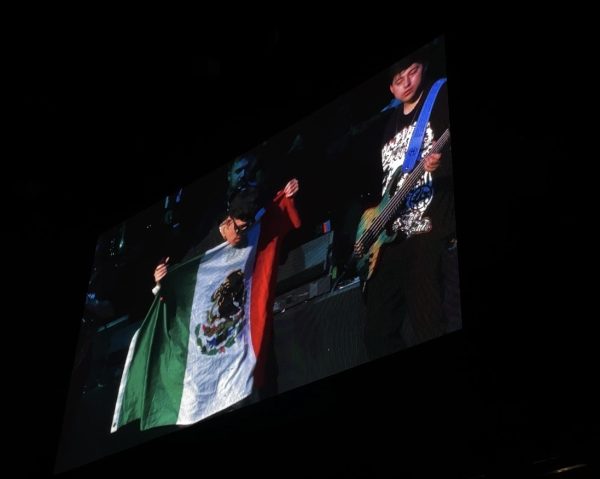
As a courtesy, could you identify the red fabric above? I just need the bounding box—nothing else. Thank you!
[250,190,301,388]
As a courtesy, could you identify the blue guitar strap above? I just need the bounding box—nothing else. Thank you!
[402,78,447,173]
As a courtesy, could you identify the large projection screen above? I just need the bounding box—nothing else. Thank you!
[56,36,461,473]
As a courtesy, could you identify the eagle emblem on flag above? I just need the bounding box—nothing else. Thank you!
[195,269,246,355]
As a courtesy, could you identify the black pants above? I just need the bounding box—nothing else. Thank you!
[364,235,460,360]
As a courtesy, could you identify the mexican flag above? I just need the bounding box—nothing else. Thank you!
[111,191,300,432]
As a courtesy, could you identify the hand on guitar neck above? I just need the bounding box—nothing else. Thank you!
[422,151,441,173]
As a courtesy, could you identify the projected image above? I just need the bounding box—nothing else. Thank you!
[56,36,461,472]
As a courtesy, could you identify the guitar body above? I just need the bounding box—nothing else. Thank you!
[354,195,397,282]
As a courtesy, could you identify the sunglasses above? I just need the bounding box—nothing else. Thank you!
[230,218,250,235]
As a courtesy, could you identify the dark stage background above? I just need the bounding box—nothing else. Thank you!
[13,21,595,478]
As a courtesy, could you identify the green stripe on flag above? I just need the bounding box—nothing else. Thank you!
[116,256,202,430]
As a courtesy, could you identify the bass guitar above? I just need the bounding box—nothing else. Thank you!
[353,128,450,282]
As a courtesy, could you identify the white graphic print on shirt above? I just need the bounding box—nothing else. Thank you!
[381,122,435,236]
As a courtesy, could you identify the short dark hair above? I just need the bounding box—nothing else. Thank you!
[228,187,259,223]
[389,57,427,85]
[388,41,441,84]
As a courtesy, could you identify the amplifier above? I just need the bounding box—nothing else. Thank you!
[273,275,331,314]
[276,231,333,294]
[273,281,368,394]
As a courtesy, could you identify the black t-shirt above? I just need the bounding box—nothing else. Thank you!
[380,82,455,241]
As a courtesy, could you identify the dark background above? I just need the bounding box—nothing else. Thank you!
[13,20,595,478]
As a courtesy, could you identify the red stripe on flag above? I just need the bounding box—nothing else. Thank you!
[250,191,301,388]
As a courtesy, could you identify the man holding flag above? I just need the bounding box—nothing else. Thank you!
[111,179,300,432]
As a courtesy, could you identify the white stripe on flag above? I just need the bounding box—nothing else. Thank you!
[111,329,141,432]
[177,224,260,424]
